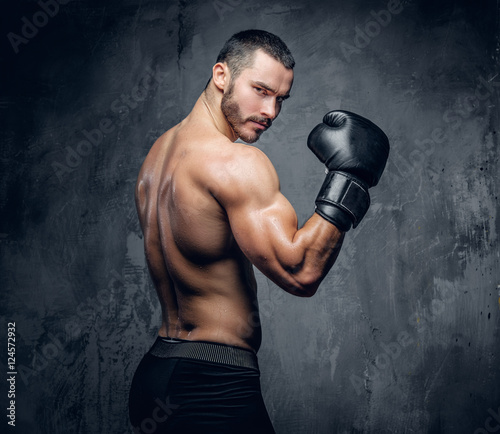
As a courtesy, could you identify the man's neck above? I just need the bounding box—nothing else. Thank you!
[196,84,238,142]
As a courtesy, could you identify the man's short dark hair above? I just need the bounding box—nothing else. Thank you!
[216,29,295,80]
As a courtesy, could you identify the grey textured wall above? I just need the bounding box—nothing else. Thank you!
[2,0,499,433]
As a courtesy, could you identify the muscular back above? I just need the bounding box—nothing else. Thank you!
[135,117,262,351]
[136,85,345,353]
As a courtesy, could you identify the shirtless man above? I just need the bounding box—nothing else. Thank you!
[128,30,389,434]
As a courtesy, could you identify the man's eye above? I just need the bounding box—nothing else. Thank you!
[255,87,265,94]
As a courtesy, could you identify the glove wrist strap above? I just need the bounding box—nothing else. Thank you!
[315,171,370,230]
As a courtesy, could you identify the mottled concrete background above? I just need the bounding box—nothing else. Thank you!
[1,0,499,433]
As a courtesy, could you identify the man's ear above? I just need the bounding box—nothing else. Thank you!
[212,62,230,92]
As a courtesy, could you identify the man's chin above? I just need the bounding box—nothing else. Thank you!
[239,134,262,144]
[238,128,265,144]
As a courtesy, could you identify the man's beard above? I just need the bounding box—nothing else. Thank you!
[221,83,272,143]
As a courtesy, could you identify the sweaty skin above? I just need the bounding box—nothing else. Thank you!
[135,50,344,352]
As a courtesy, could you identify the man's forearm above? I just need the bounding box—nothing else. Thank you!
[273,213,345,297]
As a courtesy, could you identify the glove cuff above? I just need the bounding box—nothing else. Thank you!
[315,171,370,230]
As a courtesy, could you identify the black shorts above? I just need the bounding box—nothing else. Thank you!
[128,337,275,434]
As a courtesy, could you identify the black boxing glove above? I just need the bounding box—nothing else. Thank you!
[307,110,390,231]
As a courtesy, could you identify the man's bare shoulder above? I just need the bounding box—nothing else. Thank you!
[198,139,280,205]
[205,139,274,172]
[138,125,177,172]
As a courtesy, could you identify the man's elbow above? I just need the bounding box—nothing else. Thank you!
[287,270,324,297]
[294,284,319,298]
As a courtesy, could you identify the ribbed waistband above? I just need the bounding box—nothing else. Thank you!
[148,337,259,371]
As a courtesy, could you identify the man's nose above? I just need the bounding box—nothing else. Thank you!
[261,97,278,120]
